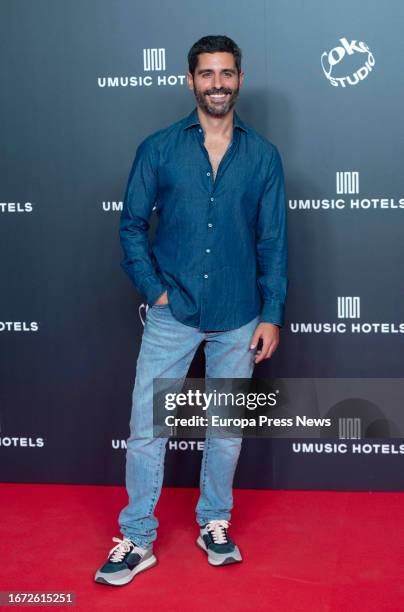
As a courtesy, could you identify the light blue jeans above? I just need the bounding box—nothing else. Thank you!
[118,303,259,548]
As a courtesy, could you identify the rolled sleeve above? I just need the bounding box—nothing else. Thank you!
[256,146,288,327]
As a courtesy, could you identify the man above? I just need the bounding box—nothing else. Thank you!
[95,34,288,586]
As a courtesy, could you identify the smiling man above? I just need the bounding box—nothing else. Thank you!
[95,34,288,586]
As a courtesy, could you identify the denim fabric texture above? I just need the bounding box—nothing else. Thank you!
[119,106,288,331]
[118,304,260,547]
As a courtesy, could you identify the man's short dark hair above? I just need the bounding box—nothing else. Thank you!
[187,35,242,77]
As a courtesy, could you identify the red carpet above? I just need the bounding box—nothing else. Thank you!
[1,484,403,611]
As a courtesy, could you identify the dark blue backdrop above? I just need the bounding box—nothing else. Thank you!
[1,0,403,490]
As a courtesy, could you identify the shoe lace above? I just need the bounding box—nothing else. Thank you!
[206,519,230,544]
[108,537,134,562]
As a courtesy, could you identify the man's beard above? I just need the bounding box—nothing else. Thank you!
[193,83,240,117]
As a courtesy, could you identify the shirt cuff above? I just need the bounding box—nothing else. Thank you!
[140,275,168,307]
[259,299,285,328]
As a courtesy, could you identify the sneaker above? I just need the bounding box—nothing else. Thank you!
[196,519,242,566]
[94,536,157,586]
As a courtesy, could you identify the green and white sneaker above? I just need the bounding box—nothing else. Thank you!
[196,519,242,566]
[94,536,157,586]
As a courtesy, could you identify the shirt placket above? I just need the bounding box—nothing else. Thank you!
[195,126,239,330]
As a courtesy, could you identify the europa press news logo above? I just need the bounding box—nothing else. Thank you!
[321,37,375,87]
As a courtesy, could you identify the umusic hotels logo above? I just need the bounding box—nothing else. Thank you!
[112,439,204,451]
[102,200,122,212]
[143,48,165,71]
[336,171,359,195]
[0,201,33,213]
[98,48,186,88]
[337,296,360,319]
[0,321,38,332]
[339,417,361,439]
[290,296,404,334]
[289,170,404,211]
[0,436,44,447]
[292,442,404,454]
[102,200,156,212]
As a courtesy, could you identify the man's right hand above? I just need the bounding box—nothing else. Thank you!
[153,290,169,305]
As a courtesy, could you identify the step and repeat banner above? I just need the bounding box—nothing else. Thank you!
[1,1,403,490]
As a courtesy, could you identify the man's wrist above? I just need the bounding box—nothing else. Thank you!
[259,299,284,327]
[259,321,281,329]
[154,290,169,305]
[145,282,168,307]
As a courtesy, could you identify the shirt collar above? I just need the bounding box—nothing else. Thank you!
[182,106,248,134]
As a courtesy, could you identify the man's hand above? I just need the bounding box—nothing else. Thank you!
[250,322,280,364]
[153,290,169,305]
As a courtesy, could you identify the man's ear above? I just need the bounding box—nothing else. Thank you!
[186,72,194,92]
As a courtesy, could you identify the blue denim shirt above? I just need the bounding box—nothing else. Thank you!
[120,106,288,332]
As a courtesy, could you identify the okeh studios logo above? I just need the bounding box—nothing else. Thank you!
[97,47,186,88]
[321,37,375,87]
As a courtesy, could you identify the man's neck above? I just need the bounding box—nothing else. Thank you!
[196,106,234,139]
